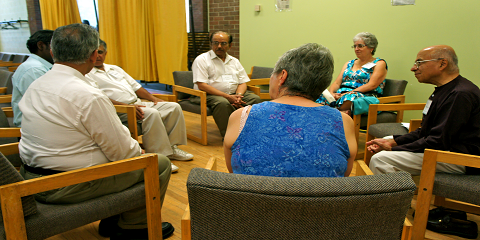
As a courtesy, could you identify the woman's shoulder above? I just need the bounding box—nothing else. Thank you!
[373,57,388,70]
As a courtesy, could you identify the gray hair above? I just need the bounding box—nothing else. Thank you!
[353,32,378,55]
[51,23,99,64]
[99,39,107,52]
[430,47,459,73]
[272,43,334,101]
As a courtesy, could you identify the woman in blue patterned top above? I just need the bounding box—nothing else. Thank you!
[316,32,388,116]
[224,43,357,177]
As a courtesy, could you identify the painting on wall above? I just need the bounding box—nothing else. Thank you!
[275,0,291,11]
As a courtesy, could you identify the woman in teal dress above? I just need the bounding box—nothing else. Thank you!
[317,32,388,116]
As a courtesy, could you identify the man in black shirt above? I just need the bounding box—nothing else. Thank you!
[367,45,480,175]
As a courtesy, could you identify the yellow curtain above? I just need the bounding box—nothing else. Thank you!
[98,0,188,84]
[39,0,82,30]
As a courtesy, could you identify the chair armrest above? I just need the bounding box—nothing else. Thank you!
[0,95,12,104]
[114,105,138,140]
[247,85,261,96]
[8,66,18,72]
[173,85,207,99]
[0,127,21,138]
[152,94,177,102]
[0,87,7,94]
[409,119,422,133]
[0,62,21,67]
[181,157,218,240]
[354,160,373,176]
[378,95,406,104]
[0,154,162,240]
[247,78,270,85]
[2,107,13,118]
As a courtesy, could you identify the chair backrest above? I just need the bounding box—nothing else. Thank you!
[0,70,14,94]
[172,71,194,100]
[1,54,14,62]
[0,152,37,218]
[250,66,273,79]
[12,54,29,63]
[383,79,408,97]
[187,168,416,240]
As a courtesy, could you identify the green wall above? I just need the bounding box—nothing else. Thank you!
[239,0,480,120]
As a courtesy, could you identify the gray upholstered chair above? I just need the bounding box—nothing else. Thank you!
[352,79,408,150]
[0,70,14,94]
[0,54,28,67]
[172,71,211,145]
[246,66,273,100]
[0,133,163,240]
[412,149,480,239]
[0,54,14,63]
[363,103,425,165]
[185,163,416,240]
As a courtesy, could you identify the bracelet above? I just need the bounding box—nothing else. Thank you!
[236,92,243,96]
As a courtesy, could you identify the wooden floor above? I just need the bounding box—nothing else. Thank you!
[46,111,480,240]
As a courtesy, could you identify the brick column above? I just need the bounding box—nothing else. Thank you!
[26,0,42,34]
[209,0,240,59]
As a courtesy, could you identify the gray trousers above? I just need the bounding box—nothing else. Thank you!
[22,154,171,229]
[190,90,261,137]
[119,101,188,156]
[369,151,466,175]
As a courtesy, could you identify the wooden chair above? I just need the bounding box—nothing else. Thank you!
[0,54,28,68]
[114,94,176,145]
[0,70,14,94]
[363,103,426,165]
[246,66,272,100]
[172,71,211,145]
[352,79,408,148]
[182,158,415,240]
[0,128,164,240]
[412,149,480,240]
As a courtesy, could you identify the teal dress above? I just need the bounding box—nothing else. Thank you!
[231,101,350,177]
[316,58,387,106]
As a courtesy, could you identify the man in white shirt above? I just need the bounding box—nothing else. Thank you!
[192,31,261,137]
[19,23,174,239]
[12,30,54,127]
[87,40,193,173]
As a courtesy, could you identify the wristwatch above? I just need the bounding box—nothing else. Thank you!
[236,92,244,96]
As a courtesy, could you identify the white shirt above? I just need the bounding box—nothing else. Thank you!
[192,50,250,94]
[86,64,142,104]
[19,64,141,171]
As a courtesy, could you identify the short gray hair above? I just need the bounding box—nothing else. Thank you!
[51,23,99,64]
[272,43,334,101]
[430,47,459,73]
[353,32,378,55]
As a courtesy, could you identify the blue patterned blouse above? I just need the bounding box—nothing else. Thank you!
[317,58,387,106]
[231,101,350,177]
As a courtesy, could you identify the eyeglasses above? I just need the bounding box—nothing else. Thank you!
[212,41,228,46]
[413,58,444,68]
[351,44,366,49]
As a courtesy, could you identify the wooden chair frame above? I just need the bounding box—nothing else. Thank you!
[0,126,164,240]
[411,149,480,240]
[362,102,426,165]
[172,85,209,145]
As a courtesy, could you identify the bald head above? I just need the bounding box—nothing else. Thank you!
[420,45,459,74]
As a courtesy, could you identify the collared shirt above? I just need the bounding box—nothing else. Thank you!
[86,64,141,104]
[192,50,250,94]
[12,54,52,127]
[19,64,141,171]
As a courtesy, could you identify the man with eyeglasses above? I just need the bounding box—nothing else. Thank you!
[191,31,261,137]
[367,45,480,175]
